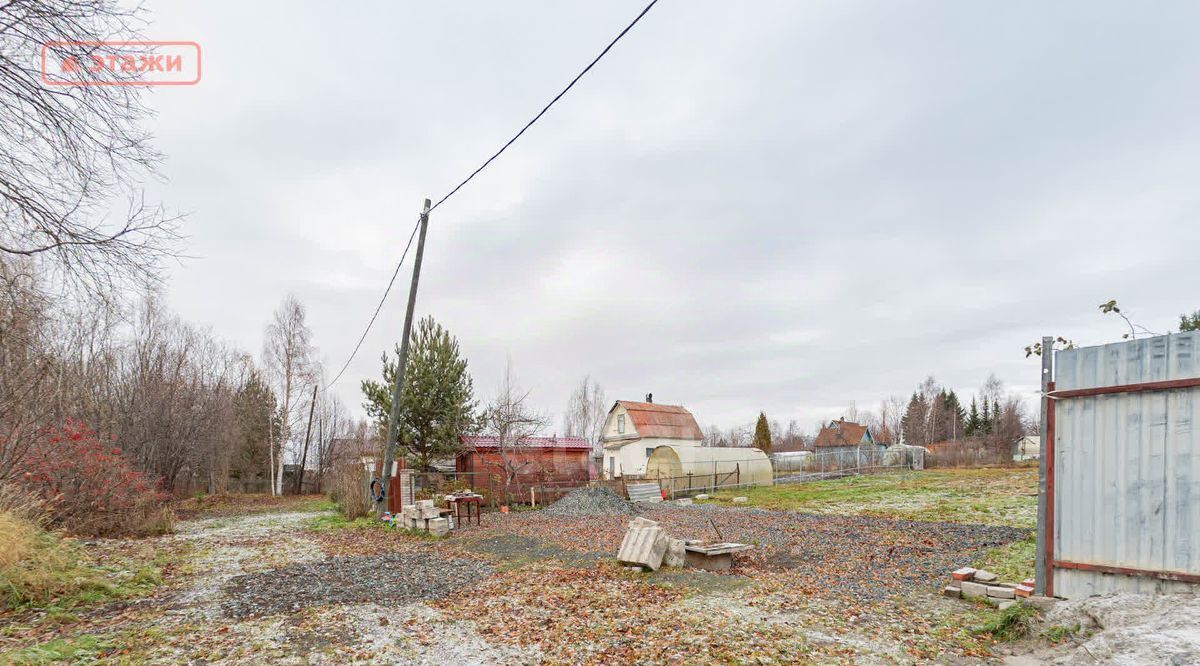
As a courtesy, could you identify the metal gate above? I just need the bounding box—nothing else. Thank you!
[1037,332,1200,598]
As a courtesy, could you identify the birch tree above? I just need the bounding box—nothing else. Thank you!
[562,375,606,457]
[262,295,315,495]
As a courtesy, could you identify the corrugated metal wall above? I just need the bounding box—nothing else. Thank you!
[1052,332,1200,597]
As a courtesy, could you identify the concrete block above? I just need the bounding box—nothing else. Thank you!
[951,567,977,581]
[973,570,998,583]
[416,499,435,509]
[407,517,421,530]
[419,505,441,520]
[732,496,748,503]
[427,517,450,537]
[628,517,659,529]
[1013,584,1034,598]
[617,526,668,571]
[663,538,686,568]
[942,586,961,598]
[987,586,1015,600]
[673,498,694,506]
[997,600,1017,611]
[695,494,709,500]
[960,581,988,599]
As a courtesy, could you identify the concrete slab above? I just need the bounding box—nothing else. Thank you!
[961,581,988,599]
[617,526,668,571]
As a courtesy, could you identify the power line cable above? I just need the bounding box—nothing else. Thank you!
[325,217,421,388]
[429,0,659,213]
[327,0,659,387]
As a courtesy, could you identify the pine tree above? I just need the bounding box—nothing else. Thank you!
[361,316,477,470]
[980,399,991,435]
[753,412,772,453]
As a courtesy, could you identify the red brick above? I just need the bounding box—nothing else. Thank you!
[1014,584,1035,598]
[951,567,977,581]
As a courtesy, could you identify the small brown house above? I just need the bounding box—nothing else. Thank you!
[456,435,591,498]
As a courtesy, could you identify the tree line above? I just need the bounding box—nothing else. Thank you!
[0,258,371,495]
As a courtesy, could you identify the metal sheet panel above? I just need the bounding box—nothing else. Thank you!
[1052,332,1200,598]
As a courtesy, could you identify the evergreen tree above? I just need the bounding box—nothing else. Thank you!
[966,398,980,437]
[950,391,966,439]
[753,412,772,453]
[1180,310,1200,332]
[901,392,928,446]
[992,399,1002,435]
[980,399,992,434]
[232,369,278,482]
[361,316,477,470]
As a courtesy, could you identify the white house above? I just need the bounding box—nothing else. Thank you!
[601,399,703,478]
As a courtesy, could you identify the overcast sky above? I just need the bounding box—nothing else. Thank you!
[140,1,1200,433]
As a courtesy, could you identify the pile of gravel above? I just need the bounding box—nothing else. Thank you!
[542,486,639,516]
[222,552,491,618]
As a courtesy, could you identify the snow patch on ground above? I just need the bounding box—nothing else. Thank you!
[1005,593,1200,665]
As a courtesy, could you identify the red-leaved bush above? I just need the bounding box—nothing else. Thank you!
[16,420,174,536]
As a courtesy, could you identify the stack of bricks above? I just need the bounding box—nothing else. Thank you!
[399,499,451,537]
[943,567,1036,610]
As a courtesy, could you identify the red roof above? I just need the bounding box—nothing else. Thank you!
[814,419,871,448]
[460,435,591,451]
[615,401,704,440]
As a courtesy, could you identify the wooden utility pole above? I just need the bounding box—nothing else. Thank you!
[296,384,318,495]
[377,199,432,514]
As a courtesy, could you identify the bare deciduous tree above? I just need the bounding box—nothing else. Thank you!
[0,1,182,290]
[480,361,548,505]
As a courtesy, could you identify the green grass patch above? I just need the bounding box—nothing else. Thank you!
[973,533,1035,583]
[1041,622,1081,643]
[0,633,120,664]
[970,602,1040,641]
[0,626,169,664]
[305,513,443,541]
[306,513,385,531]
[708,468,1037,527]
[297,497,339,513]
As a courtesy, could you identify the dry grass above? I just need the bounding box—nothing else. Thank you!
[175,493,329,520]
[64,504,176,538]
[327,464,369,520]
[0,511,96,610]
[0,484,47,525]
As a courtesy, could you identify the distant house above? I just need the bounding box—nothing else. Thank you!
[813,418,882,466]
[456,435,591,488]
[601,399,703,479]
[1012,435,1040,461]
